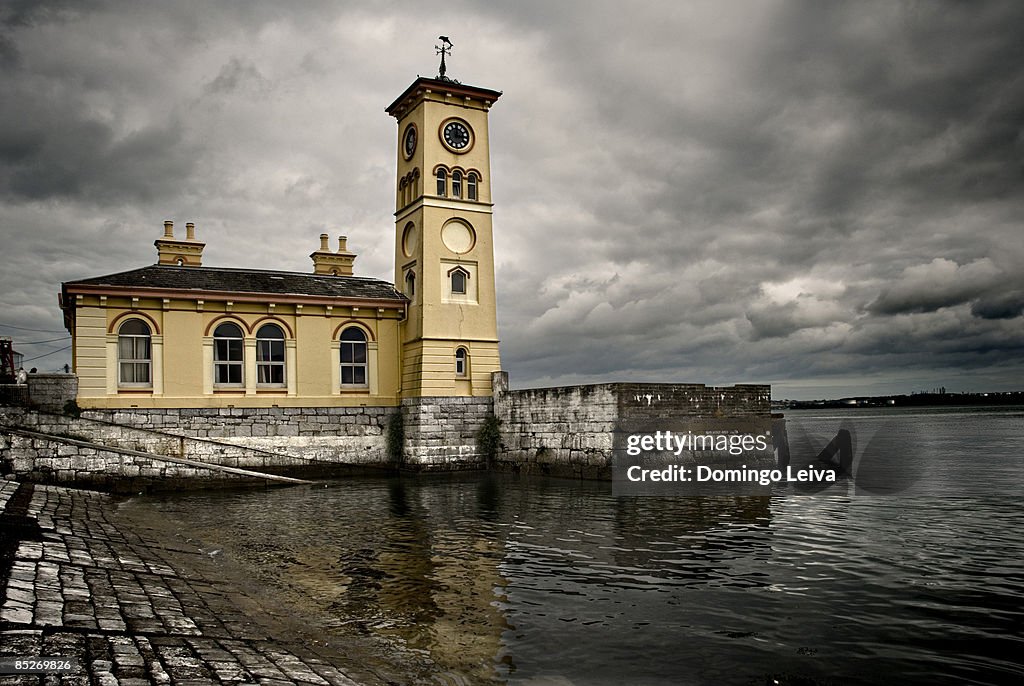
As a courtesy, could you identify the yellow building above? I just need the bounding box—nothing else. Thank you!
[60,74,503,410]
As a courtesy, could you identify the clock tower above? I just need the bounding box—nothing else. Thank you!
[386,74,502,397]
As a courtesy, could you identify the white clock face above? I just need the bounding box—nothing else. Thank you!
[442,121,471,151]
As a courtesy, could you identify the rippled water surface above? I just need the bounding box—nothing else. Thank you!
[133,408,1024,685]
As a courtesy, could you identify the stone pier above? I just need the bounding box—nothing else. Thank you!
[0,478,382,685]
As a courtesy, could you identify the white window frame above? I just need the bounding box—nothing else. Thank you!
[256,323,286,387]
[339,327,368,388]
[213,322,244,387]
[117,319,152,387]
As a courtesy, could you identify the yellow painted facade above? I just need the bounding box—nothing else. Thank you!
[61,75,503,409]
[65,292,405,409]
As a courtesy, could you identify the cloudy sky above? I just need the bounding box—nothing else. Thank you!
[2,0,1022,399]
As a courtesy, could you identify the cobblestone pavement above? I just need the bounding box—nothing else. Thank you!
[0,480,368,685]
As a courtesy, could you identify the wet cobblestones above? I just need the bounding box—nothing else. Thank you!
[0,481,363,685]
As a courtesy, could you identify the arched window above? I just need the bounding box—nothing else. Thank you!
[213,322,244,386]
[450,267,469,295]
[118,319,151,386]
[467,173,478,201]
[452,170,463,198]
[405,270,416,297]
[256,323,285,387]
[455,347,468,378]
[340,327,367,387]
[436,168,447,197]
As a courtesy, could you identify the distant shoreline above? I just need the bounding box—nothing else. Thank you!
[775,392,1024,409]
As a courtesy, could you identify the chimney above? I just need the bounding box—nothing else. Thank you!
[155,220,206,266]
[311,233,357,276]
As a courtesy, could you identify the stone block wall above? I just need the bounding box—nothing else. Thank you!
[0,406,398,490]
[492,374,773,479]
[493,381,618,478]
[82,406,396,466]
[401,396,494,470]
[25,374,78,412]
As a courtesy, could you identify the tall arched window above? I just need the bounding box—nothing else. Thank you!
[256,323,285,387]
[118,319,151,386]
[452,170,463,198]
[340,327,368,387]
[467,172,478,201]
[455,347,468,378]
[436,168,447,197]
[213,322,244,387]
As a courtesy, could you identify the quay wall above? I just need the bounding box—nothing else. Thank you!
[0,406,397,491]
[1,372,780,488]
[491,373,775,479]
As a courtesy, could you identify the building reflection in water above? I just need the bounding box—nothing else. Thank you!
[149,475,776,684]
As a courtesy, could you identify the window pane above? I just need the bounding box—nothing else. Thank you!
[228,364,242,384]
[452,271,466,293]
[119,338,134,359]
[135,363,150,384]
[256,323,284,339]
[353,345,366,364]
[341,366,353,385]
[214,322,243,338]
[353,367,366,385]
[119,319,149,336]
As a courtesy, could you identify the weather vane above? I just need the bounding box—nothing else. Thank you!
[436,36,458,82]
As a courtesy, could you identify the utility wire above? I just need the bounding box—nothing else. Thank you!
[21,345,71,363]
[18,336,70,345]
[0,323,66,334]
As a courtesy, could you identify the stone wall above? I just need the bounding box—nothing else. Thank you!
[25,374,78,412]
[492,374,774,479]
[0,406,398,491]
[401,396,494,470]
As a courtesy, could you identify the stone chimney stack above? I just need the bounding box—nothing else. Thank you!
[311,233,357,276]
[155,220,205,266]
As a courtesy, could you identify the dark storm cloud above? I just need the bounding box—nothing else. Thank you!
[1,0,1022,394]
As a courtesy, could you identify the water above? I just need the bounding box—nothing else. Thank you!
[129,407,1024,685]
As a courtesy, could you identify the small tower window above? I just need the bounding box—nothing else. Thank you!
[455,347,468,378]
[405,270,416,297]
[450,267,469,295]
[436,168,447,197]
[467,173,478,201]
[452,170,463,198]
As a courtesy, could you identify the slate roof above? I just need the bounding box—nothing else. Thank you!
[63,265,406,302]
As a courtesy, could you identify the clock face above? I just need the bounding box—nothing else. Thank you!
[442,121,471,151]
[403,125,417,158]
